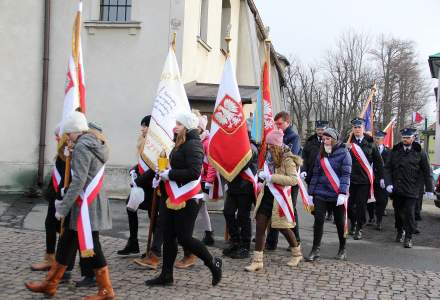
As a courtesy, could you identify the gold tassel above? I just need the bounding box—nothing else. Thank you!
[80,249,95,258]
[166,198,186,210]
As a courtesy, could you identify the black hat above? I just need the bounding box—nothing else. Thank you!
[400,128,416,137]
[141,115,151,127]
[351,117,365,126]
[375,130,386,138]
[315,120,329,129]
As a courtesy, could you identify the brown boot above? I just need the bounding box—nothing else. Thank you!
[25,262,67,297]
[175,254,197,269]
[84,266,115,300]
[30,253,55,271]
[133,252,160,270]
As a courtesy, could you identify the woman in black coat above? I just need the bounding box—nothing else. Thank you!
[145,111,222,287]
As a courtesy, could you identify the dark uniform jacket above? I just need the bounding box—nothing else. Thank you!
[384,142,433,199]
[348,134,384,185]
[302,133,322,184]
[227,138,258,195]
[374,145,390,185]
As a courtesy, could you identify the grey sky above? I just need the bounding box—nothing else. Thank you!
[254,0,439,119]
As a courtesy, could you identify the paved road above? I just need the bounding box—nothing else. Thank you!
[1,194,440,299]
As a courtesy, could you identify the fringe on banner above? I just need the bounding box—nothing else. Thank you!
[166,198,186,210]
[80,249,95,258]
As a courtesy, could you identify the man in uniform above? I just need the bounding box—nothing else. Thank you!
[347,118,384,240]
[385,128,434,248]
[369,130,391,231]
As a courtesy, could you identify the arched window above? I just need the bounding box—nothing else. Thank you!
[199,0,209,42]
[220,0,231,51]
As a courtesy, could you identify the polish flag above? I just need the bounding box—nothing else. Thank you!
[412,112,424,123]
[383,117,396,149]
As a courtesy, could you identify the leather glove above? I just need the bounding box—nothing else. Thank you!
[54,199,63,211]
[425,192,434,199]
[386,185,393,193]
[380,179,385,189]
[337,194,347,206]
[152,177,161,189]
[300,172,307,180]
[55,211,64,221]
[160,169,170,181]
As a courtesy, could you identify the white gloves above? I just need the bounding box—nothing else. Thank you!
[380,179,385,189]
[425,192,434,199]
[337,194,347,206]
[300,172,307,180]
[63,146,70,157]
[308,195,314,205]
[54,199,63,211]
[160,169,170,181]
[259,172,272,183]
[152,177,161,189]
[55,211,64,221]
[129,170,137,187]
[60,187,66,197]
[386,185,393,193]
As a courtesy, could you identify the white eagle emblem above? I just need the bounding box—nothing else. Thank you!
[213,95,244,134]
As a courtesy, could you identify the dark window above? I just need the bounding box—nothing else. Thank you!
[100,0,132,22]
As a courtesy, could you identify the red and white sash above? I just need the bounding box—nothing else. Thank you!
[264,163,295,224]
[76,165,105,257]
[297,167,313,212]
[320,156,349,235]
[240,167,259,200]
[51,165,62,193]
[351,143,375,202]
[137,156,149,175]
[208,172,224,200]
[164,177,203,205]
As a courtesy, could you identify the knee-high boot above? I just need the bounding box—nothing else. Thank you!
[25,262,67,297]
[84,266,115,300]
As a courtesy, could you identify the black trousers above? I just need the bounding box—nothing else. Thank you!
[312,197,346,249]
[223,191,253,247]
[161,199,213,274]
[266,186,300,246]
[373,183,388,224]
[393,195,417,239]
[348,184,370,228]
[45,205,93,276]
[56,229,107,271]
[415,189,424,218]
[126,195,164,256]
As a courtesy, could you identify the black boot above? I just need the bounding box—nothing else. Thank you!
[117,238,140,256]
[222,242,240,257]
[375,221,382,231]
[348,223,356,235]
[145,272,174,286]
[395,231,405,243]
[202,231,215,246]
[207,257,222,286]
[403,237,413,248]
[75,276,96,288]
[305,247,320,262]
[230,243,250,259]
[353,227,362,240]
[335,247,347,260]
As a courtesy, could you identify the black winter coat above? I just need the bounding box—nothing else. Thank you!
[385,142,433,199]
[168,129,204,187]
[131,166,156,210]
[45,156,66,202]
[374,145,390,184]
[349,134,384,185]
[302,134,322,184]
[227,139,258,195]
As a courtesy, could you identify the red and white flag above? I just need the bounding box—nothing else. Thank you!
[208,57,251,182]
[383,117,396,149]
[61,0,86,132]
[412,112,424,123]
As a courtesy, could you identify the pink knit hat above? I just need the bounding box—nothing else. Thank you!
[266,129,284,146]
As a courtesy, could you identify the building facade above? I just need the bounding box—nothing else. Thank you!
[0,0,287,196]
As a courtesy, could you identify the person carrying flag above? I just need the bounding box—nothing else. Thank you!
[347,117,384,240]
[25,111,114,299]
[145,111,222,287]
[305,128,352,262]
[245,129,303,272]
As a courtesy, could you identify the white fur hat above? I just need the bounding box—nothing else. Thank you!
[63,111,89,134]
[175,111,199,130]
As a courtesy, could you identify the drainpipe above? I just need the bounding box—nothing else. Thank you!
[37,0,51,187]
